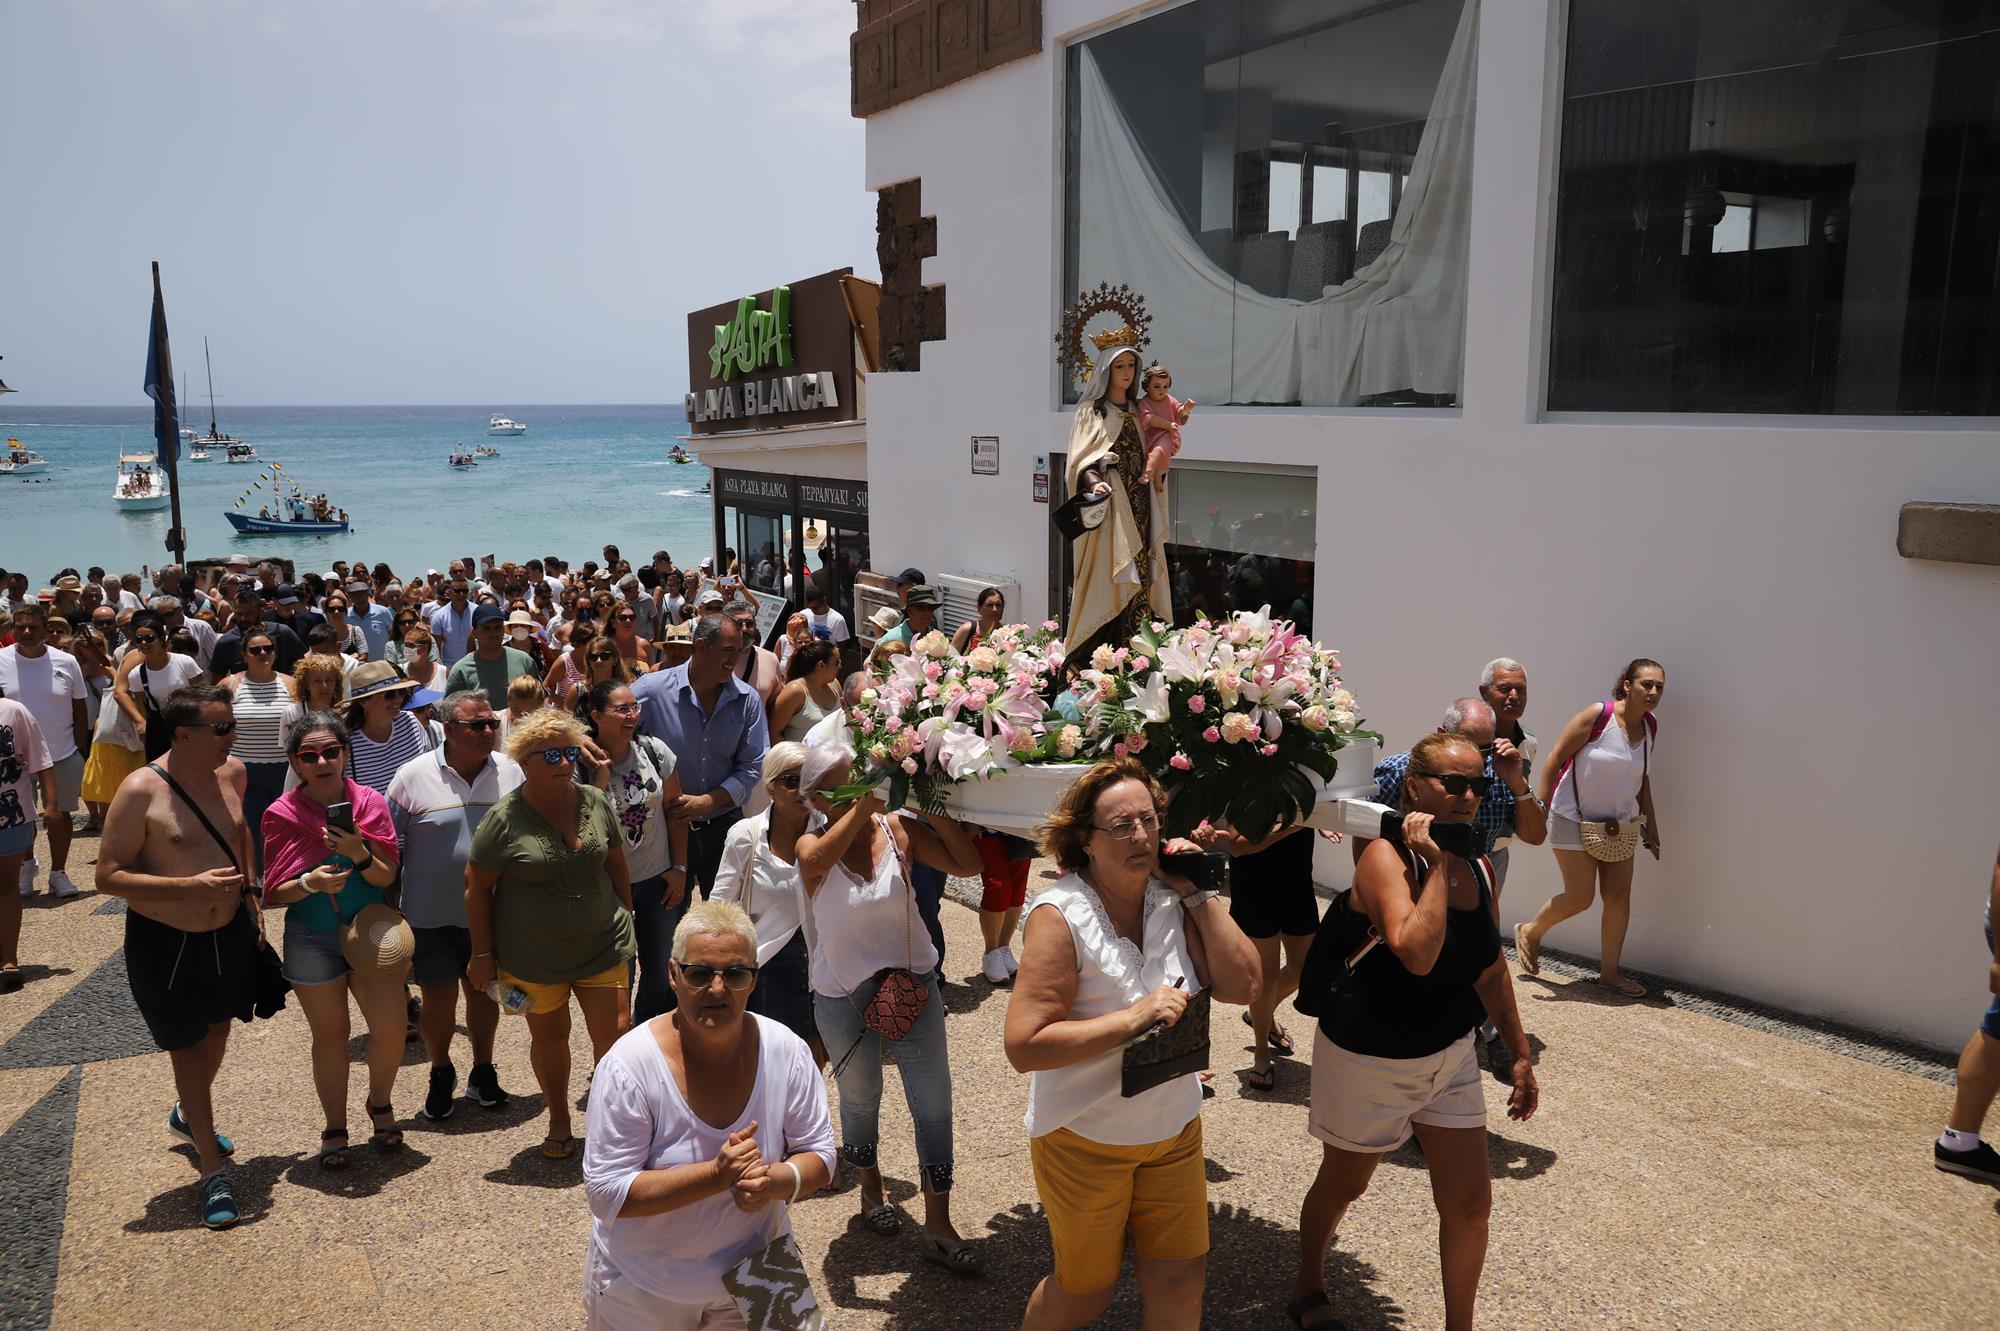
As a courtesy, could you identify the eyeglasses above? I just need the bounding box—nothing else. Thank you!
[296,745,344,764]
[539,746,582,766]
[246,644,276,656]
[1094,813,1162,841]
[452,717,503,732]
[1415,771,1493,797]
[615,612,636,622]
[675,962,759,992]
[603,703,640,717]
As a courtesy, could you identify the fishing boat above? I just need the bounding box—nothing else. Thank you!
[226,464,350,535]
[226,509,348,536]
[195,338,254,458]
[0,440,51,475]
[115,451,170,510]
[487,414,527,436]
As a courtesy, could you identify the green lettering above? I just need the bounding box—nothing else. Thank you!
[707,286,795,382]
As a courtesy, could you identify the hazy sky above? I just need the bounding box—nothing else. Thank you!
[0,0,873,406]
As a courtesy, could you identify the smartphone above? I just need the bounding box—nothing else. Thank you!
[325,801,356,834]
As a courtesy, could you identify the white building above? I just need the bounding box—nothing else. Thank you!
[839,0,2000,1047]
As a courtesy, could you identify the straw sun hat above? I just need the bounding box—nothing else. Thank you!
[339,903,415,974]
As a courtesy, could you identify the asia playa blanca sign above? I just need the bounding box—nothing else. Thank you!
[685,283,842,427]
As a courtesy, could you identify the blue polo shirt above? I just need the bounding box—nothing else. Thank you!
[632,663,768,812]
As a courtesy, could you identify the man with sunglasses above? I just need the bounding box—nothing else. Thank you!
[387,689,523,1121]
[1370,698,1546,1081]
[0,600,90,899]
[428,578,476,667]
[97,684,258,1230]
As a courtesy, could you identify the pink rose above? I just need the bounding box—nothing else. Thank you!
[1124,732,1148,754]
[1259,742,1279,757]
[1187,694,1208,714]
[1169,753,1192,771]
[1113,741,1129,757]
[1043,619,1060,631]
[901,756,919,775]
[1131,656,1151,672]
[1202,726,1221,744]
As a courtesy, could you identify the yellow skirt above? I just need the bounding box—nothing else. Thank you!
[81,742,146,805]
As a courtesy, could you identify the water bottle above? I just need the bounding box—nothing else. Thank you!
[486,980,530,1015]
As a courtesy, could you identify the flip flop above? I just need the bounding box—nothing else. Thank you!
[319,1128,351,1170]
[1286,1291,1346,1329]
[916,1232,986,1277]
[859,1196,901,1235]
[1594,974,1647,998]
[1513,923,1540,976]
[541,1135,579,1160]
[1243,1066,1277,1094]
[1242,1011,1298,1056]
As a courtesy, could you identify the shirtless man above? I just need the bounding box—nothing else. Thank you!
[97,683,257,1230]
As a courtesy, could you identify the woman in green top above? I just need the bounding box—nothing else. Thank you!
[466,707,636,1159]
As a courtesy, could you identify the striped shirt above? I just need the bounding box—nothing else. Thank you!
[348,709,434,794]
[229,674,293,764]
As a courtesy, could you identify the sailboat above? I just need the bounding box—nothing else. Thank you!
[194,338,256,461]
[181,371,208,458]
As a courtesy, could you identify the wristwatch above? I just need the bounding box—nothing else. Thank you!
[1178,888,1222,911]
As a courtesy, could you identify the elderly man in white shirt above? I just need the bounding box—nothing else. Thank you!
[0,600,89,897]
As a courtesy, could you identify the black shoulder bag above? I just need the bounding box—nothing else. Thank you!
[1293,888,1382,1020]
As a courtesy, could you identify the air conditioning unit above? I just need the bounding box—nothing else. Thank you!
[933,571,1020,639]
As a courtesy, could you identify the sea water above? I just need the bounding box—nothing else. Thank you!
[0,404,714,580]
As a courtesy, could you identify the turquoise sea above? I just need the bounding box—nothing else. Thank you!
[0,404,713,581]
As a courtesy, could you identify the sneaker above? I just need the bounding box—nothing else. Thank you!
[467,1061,509,1110]
[981,948,1011,985]
[1003,948,1019,977]
[167,1101,236,1157]
[1935,1138,2000,1186]
[1486,1034,1515,1086]
[200,1171,239,1230]
[421,1062,458,1122]
[18,859,37,896]
[48,870,80,899]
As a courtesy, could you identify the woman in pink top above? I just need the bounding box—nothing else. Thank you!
[1137,363,1194,492]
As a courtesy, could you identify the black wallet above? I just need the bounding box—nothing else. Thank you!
[1121,989,1211,1097]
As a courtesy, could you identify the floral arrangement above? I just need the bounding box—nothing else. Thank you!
[826,607,1374,841]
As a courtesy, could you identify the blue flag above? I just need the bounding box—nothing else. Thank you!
[143,268,180,465]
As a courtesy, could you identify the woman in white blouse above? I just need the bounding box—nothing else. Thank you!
[712,742,824,1064]
[582,900,835,1331]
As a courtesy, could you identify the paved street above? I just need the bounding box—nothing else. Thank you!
[3,824,1997,1331]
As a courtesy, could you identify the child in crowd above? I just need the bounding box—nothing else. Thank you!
[1137,362,1194,492]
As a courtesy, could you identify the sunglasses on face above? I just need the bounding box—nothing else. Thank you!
[296,745,345,764]
[773,772,802,790]
[675,961,759,992]
[247,644,275,656]
[184,720,236,737]
[1418,771,1493,797]
[540,746,582,766]
[452,717,502,732]
[616,612,636,622]
[588,651,616,662]
[132,633,159,645]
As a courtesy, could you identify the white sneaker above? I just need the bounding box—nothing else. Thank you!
[18,860,37,897]
[982,948,1012,984]
[48,870,80,899]
[1002,947,1020,977]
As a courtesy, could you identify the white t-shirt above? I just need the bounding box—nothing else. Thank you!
[600,735,677,882]
[0,697,54,832]
[807,816,939,996]
[122,653,204,709]
[582,1016,836,1303]
[0,646,88,761]
[806,606,850,645]
[712,811,823,965]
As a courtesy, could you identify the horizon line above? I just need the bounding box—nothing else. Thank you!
[0,401,692,412]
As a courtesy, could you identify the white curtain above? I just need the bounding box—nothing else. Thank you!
[1073,0,1479,407]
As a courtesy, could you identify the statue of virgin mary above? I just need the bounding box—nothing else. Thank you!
[1064,346,1173,658]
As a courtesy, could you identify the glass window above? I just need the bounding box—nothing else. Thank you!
[1163,466,1317,636]
[1550,1,2000,415]
[1063,0,1473,408]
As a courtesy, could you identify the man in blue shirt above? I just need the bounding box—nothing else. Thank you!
[348,580,396,661]
[632,613,768,910]
[427,577,476,666]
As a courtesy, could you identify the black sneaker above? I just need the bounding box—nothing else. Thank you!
[1935,1138,2000,1186]
[468,1061,509,1110]
[405,990,422,1039]
[421,1063,458,1122]
[1486,1034,1515,1086]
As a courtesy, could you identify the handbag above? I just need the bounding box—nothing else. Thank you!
[1564,704,1649,864]
[831,817,931,1051]
[138,664,172,761]
[722,1206,828,1331]
[1121,986,1210,1097]
[1052,488,1111,541]
[145,762,292,1020]
[1292,888,1382,1019]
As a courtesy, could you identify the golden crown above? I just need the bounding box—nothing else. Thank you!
[1088,324,1143,352]
[1056,282,1153,385]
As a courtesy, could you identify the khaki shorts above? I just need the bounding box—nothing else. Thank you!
[1309,1029,1484,1153]
[500,962,628,1016]
[1029,1116,1209,1293]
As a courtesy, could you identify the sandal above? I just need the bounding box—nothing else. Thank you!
[1243,1066,1277,1094]
[1593,974,1647,998]
[1513,923,1540,976]
[366,1101,403,1152]
[859,1194,900,1235]
[1286,1290,1346,1329]
[541,1135,580,1160]
[1242,1011,1295,1056]
[915,1231,985,1277]
[319,1128,351,1170]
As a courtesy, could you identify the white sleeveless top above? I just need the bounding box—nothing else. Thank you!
[1023,873,1203,1147]
[808,816,940,998]
[1551,714,1650,822]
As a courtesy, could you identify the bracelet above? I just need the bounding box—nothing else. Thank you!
[788,1161,804,1204]
[472,951,494,959]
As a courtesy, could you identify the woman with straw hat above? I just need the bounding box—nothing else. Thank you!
[341,661,433,794]
[262,709,408,1169]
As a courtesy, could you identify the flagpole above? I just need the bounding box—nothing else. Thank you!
[147,262,187,565]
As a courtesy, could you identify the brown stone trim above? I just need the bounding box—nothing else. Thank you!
[851,0,1042,117]
[876,180,946,373]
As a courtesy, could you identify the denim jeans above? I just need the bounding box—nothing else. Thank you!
[909,862,947,969]
[813,970,954,1194]
[628,873,685,1022]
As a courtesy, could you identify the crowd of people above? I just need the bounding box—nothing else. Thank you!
[0,547,1994,1331]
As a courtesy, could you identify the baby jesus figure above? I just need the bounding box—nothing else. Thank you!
[1137,363,1194,493]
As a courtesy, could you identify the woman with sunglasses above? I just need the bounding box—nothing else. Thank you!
[712,742,825,1063]
[1289,732,1538,1331]
[113,610,203,762]
[605,604,653,678]
[340,662,433,795]
[468,708,636,1159]
[578,681,687,1023]
[581,899,835,1331]
[219,628,296,875]
[568,629,629,712]
[796,744,986,1274]
[262,710,407,1168]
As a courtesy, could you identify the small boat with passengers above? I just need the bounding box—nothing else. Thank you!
[1,440,51,475]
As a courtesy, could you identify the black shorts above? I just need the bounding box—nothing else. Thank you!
[411,924,473,989]
[124,905,257,1052]
[1228,830,1321,939]
[746,929,818,1047]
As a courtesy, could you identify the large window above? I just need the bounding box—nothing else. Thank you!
[1165,466,1318,635]
[1549,2,2000,415]
[1062,0,1474,408]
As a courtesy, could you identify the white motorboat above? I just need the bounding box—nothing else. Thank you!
[187,442,212,461]
[487,414,527,436]
[224,441,258,463]
[0,440,50,475]
[115,452,170,510]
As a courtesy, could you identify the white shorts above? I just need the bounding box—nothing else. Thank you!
[1308,1029,1485,1153]
[584,1247,747,1331]
[1548,813,1584,851]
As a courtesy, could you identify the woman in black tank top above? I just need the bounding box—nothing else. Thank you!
[1288,734,1541,1331]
